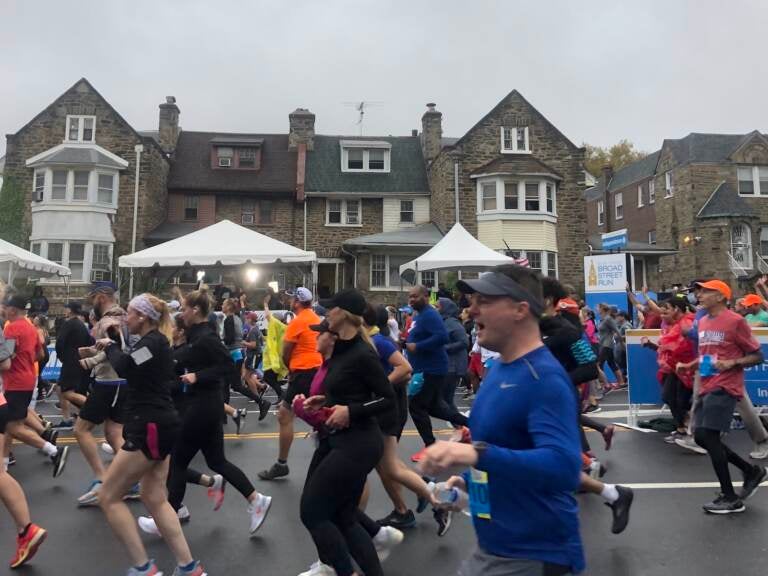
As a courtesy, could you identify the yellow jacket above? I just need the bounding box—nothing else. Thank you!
[263,315,288,379]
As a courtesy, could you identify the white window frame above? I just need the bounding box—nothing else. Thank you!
[499,249,557,278]
[500,127,531,154]
[65,115,96,143]
[760,226,768,259]
[96,173,115,204]
[637,184,644,208]
[615,192,624,220]
[664,171,674,197]
[72,170,90,202]
[184,195,199,221]
[648,230,656,245]
[241,199,255,225]
[369,253,432,290]
[341,147,391,173]
[399,199,414,223]
[476,177,556,217]
[649,179,656,204]
[325,198,362,227]
[35,240,112,284]
[31,167,119,206]
[597,200,605,226]
[731,223,753,270]
[33,170,45,202]
[737,166,768,196]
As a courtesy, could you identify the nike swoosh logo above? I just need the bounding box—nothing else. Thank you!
[500,383,517,389]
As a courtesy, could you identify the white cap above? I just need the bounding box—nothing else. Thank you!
[290,287,313,303]
[168,299,181,311]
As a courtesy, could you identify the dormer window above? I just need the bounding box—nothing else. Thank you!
[211,138,262,170]
[501,126,530,154]
[238,148,257,168]
[217,147,233,167]
[340,141,391,173]
[65,115,96,143]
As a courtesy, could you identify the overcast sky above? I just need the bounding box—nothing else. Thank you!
[1,0,766,158]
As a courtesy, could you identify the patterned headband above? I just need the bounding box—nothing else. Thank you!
[129,294,160,322]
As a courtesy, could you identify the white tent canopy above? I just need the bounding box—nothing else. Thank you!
[0,237,71,282]
[118,219,317,268]
[399,222,515,275]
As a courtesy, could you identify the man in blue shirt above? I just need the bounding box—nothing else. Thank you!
[420,265,584,575]
[406,285,469,462]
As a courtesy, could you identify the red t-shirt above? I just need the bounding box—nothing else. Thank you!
[643,312,663,329]
[3,318,40,392]
[698,309,761,398]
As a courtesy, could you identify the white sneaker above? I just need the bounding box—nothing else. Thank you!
[373,525,404,562]
[674,435,707,455]
[750,441,768,460]
[248,493,272,534]
[100,442,115,455]
[298,560,337,576]
[138,505,191,535]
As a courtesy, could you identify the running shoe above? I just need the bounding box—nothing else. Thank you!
[207,474,226,511]
[52,419,74,430]
[10,523,47,569]
[739,466,767,500]
[750,441,768,460]
[51,446,69,478]
[8,453,16,467]
[298,561,337,576]
[171,560,207,576]
[258,461,289,480]
[232,408,247,434]
[124,483,142,501]
[703,493,745,514]
[101,442,115,455]
[602,425,615,451]
[376,509,416,529]
[674,435,707,455]
[126,560,162,576]
[138,505,191,536]
[416,478,433,514]
[258,398,270,421]
[583,404,601,414]
[41,427,58,445]
[410,447,427,463]
[605,485,633,534]
[77,480,102,506]
[664,431,685,444]
[373,525,404,562]
[433,507,453,537]
[248,493,273,534]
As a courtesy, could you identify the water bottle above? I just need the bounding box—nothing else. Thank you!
[700,355,714,377]
[434,482,469,511]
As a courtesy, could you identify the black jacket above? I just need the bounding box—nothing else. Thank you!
[539,315,598,386]
[55,317,92,387]
[173,321,234,398]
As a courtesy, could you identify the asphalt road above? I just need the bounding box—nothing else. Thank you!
[4,390,768,576]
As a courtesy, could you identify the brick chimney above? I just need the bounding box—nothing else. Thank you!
[602,164,613,231]
[158,96,180,153]
[421,103,442,163]
[289,108,315,151]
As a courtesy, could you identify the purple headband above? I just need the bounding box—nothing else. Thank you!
[129,295,160,322]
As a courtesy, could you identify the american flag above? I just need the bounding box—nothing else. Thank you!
[513,257,530,268]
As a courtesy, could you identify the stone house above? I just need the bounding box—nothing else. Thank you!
[0,78,171,311]
[421,91,589,291]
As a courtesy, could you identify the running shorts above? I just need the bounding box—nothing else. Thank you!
[693,389,738,433]
[379,383,409,440]
[122,419,180,461]
[5,390,33,422]
[80,382,127,425]
[468,352,482,377]
[284,369,317,408]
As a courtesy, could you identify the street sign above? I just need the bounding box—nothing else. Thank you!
[601,228,628,250]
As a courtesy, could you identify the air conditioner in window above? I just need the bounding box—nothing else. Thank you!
[91,270,112,282]
[218,158,232,167]
[242,213,255,225]
[34,190,43,203]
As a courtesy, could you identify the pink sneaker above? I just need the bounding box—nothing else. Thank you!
[206,474,226,511]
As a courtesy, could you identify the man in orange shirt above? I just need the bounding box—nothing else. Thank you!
[259,287,322,480]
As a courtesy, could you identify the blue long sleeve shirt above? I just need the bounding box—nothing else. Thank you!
[466,345,584,573]
[406,306,448,375]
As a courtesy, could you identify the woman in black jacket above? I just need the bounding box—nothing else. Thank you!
[95,293,205,576]
[164,289,272,536]
[300,289,394,576]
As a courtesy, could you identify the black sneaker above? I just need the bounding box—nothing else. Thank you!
[51,446,69,478]
[703,494,745,514]
[376,509,416,529]
[605,485,634,534]
[740,466,767,500]
[416,477,433,513]
[433,507,452,537]
[232,409,247,434]
[258,399,270,421]
[583,404,601,414]
[41,427,59,446]
[8,453,16,467]
[258,461,289,481]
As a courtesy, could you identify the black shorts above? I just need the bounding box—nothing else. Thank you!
[80,383,127,425]
[283,369,317,408]
[58,372,91,395]
[379,384,409,440]
[0,404,9,434]
[693,389,738,433]
[122,418,180,461]
[5,391,33,422]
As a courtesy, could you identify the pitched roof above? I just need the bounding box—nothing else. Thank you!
[342,222,442,247]
[167,131,297,194]
[696,181,758,219]
[26,145,128,170]
[145,221,204,244]
[661,132,768,166]
[469,155,563,180]
[305,135,429,194]
[583,150,660,201]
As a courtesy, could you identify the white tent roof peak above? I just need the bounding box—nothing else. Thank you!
[0,237,71,279]
[118,220,316,268]
[399,222,514,275]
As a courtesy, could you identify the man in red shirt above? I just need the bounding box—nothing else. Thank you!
[693,280,766,514]
[2,295,68,478]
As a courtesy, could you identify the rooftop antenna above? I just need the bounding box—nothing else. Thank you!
[343,101,383,136]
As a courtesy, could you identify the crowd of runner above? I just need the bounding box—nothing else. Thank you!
[0,267,767,574]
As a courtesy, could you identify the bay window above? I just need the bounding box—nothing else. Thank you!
[501,249,558,277]
[481,182,497,211]
[73,171,89,201]
[31,167,119,205]
[32,241,113,283]
[52,171,67,200]
[68,243,85,281]
[504,181,519,209]
[97,174,114,204]
[477,177,556,216]
[524,182,540,211]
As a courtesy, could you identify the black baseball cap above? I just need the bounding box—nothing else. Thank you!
[3,294,27,310]
[309,319,336,334]
[457,271,544,317]
[319,289,367,316]
[88,281,117,296]
[65,301,83,314]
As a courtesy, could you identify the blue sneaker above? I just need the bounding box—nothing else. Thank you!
[126,559,162,575]
[172,560,207,575]
[77,480,102,507]
[123,482,141,501]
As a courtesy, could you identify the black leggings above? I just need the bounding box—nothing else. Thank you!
[597,346,620,374]
[225,359,263,404]
[262,369,283,402]
[694,427,753,498]
[167,397,255,511]
[662,373,692,429]
[409,373,469,446]
[300,429,383,576]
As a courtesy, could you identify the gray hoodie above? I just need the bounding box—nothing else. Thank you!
[439,298,469,375]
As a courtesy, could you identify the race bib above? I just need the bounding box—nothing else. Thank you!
[468,467,491,520]
[131,346,154,366]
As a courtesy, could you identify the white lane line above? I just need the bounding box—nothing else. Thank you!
[623,481,762,489]
[588,409,667,419]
